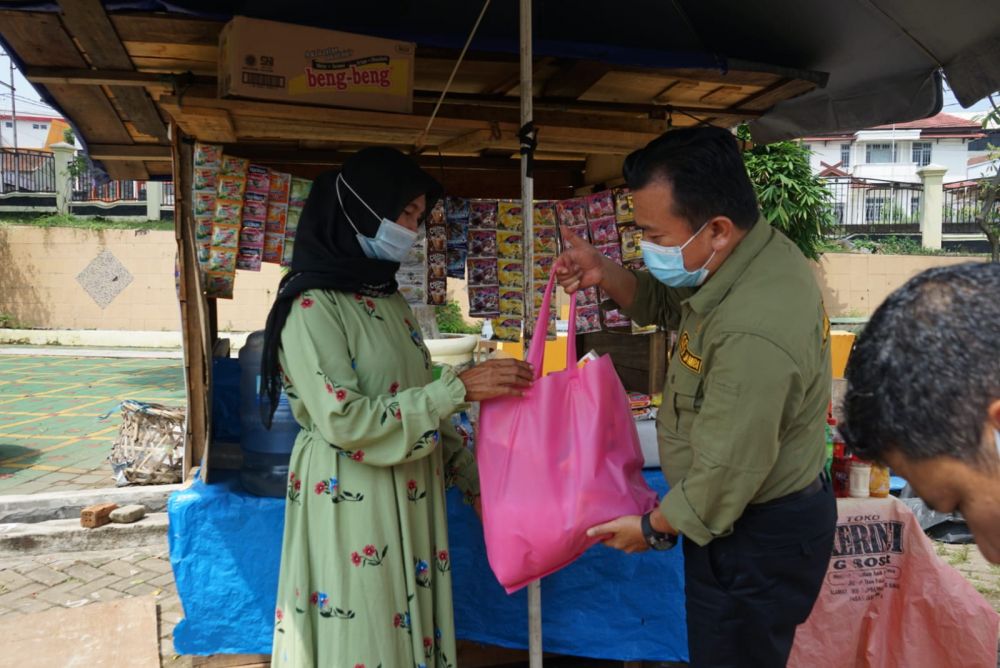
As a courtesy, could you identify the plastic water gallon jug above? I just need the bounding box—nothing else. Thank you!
[239,330,299,497]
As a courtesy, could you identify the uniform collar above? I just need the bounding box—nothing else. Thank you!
[685,216,772,315]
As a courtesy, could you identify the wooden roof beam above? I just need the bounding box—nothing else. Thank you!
[57,0,168,141]
[25,66,215,88]
[86,144,173,161]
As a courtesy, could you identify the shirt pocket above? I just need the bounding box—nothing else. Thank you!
[668,369,703,433]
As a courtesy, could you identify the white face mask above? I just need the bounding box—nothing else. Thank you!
[336,174,419,263]
[995,429,1000,458]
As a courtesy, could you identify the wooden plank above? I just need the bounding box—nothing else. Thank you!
[25,66,215,88]
[0,11,86,67]
[145,161,174,177]
[123,41,218,64]
[87,144,172,160]
[436,128,505,154]
[57,0,168,140]
[44,84,134,143]
[168,107,238,144]
[58,0,134,66]
[735,78,817,111]
[111,14,223,45]
[191,654,271,667]
[543,60,613,99]
[173,129,212,479]
[103,159,148,180]
[131,56,218,75]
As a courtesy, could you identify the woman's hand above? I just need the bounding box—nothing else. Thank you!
[555,226,606,294]
[459,358,534,401]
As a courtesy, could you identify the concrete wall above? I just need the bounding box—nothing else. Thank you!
[0,225,987,332]
[811,252,985,317]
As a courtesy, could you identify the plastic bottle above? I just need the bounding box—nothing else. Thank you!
[869,463,891,498]
[849,458,872,498]
[824,416,837,478]
[239,330,300,497]
[831,443,851,498]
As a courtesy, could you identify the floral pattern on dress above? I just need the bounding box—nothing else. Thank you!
[355,293,384,320]
[415,559,432,588]
[406,479,426,502]
[310,591,355,619]
[406,430,439,460]
[286,472,303,503]
[351,544,388,567]
[403,318,432,370]
[315,477,364,504]
[380,400,402,425]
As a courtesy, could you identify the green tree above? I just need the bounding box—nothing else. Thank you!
[739,125,835,260]
[975,98,1000,263]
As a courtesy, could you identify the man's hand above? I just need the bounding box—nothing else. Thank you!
[459,359,534,401]
[587,515,648,554]
[555,227,606,294]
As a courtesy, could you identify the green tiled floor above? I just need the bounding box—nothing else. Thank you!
[0,355,185,495]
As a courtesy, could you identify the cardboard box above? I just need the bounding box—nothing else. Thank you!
[218,16,415,113]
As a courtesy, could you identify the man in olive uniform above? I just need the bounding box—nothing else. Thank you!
[556,127,836,667]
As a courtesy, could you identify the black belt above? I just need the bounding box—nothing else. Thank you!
[750,473,827,509]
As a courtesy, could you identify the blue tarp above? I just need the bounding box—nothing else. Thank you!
[168,470,688,662]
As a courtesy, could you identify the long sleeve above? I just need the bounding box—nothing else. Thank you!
[617,270,694,330]
[440,414,480,504]
[659,333,803,545]
[280,292,468,468]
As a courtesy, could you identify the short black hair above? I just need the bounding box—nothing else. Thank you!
[842,261,1000,467]
[622,126,760,230]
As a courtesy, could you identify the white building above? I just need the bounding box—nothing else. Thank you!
[803,113,985,185]
[802,113,991,233]
[0,113,65,150]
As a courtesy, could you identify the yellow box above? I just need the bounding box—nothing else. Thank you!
[499,336,570,377]
[830,330,855,379]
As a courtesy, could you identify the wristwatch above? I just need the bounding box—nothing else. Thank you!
[641,511,679,551]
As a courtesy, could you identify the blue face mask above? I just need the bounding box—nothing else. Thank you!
[640,220,716,288]
[336,174,419,263]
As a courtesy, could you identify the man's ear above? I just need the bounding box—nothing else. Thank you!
[988,399,1000,431]
[708,216,736,250]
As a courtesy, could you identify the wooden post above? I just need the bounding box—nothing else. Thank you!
[172,127,213,480]
[519,1,543,667]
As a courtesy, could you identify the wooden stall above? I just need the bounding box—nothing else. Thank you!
[0,3,827,481]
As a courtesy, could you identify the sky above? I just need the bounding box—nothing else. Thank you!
[0,47,996,119]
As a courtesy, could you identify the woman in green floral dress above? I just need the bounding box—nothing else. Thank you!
[260,148,533,668]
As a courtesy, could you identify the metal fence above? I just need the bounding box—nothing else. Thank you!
[0,148,56,193]
[942,184,990,235]
[71,163,146,202]
[823,176,993,237]
[823,177,923,236]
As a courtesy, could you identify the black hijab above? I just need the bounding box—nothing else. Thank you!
[259,147,443,428]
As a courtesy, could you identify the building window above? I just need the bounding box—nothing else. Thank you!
[912,142,932,166]
[865,196,886,222]
[840,144,850,167]
[3,121,11,128]
[866,143,897,164]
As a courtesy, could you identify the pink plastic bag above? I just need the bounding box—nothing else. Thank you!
[476,269,658,593]
[789,496,1000,668]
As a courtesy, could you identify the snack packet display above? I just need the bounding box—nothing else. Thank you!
[466,200,500,318]
[191,143,223,278]
[614,188,635,222]
[264,170,291,264]
[398,227,428,305]
[425,199,449,305]
[446,196,469,280]
[281,177,313,266]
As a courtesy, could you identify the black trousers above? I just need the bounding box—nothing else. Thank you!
[682,476,836,668]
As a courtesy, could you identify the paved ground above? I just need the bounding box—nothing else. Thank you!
[0,354,185,495]
[0,540,993,668]
[0,543,190,667]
